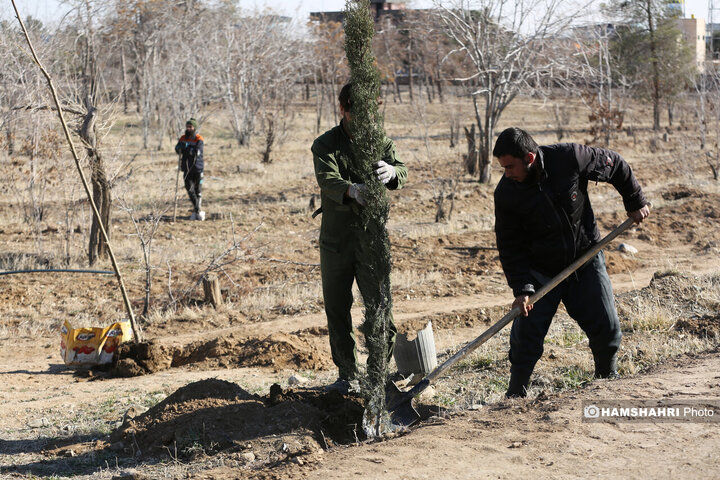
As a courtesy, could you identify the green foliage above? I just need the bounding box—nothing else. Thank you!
[551,365,593,390]
[545,328,586,347]
[343,0,393,420]
[606,0,696,125]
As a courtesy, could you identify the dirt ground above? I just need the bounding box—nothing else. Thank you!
[203,349,720,480]
[1,95,720,479]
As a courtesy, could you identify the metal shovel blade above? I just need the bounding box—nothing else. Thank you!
[386,380,422,429]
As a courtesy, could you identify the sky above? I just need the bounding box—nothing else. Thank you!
[11,0,715,26]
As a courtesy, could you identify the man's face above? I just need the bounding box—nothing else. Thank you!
[339,103,351,125]
[185,124,195,135]
[496,153,535,183]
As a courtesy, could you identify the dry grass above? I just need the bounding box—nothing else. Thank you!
[0,93,711,320]
[423,271,720,412]
[2,90,720,480]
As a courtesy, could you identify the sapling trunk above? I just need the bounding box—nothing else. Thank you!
[344,0,393,421]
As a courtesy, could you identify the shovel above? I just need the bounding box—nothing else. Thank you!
[173,154,181,222]
[383,216,637,431]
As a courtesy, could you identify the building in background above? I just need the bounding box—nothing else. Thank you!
[709,0,720,58]
[677,16,707,68]
[310,0,407,23]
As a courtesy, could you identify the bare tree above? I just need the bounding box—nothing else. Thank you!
[698,62,720,179]
[118,179,169,317]
[207,9,304,147]
[60,1,119,265]
[435,0,581,183]
[308,19,347,132]
[569,24,632,146]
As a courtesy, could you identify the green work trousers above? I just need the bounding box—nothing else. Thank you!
[320,235,396,380]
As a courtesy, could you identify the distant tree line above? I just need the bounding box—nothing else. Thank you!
[0,0,712,195]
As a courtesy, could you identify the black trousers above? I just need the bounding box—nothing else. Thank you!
[183,169,203,211]
[509,251,622,375]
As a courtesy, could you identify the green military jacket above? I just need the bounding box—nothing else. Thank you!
[311,121,408,251]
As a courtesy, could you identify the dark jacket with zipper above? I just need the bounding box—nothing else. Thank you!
[494,143,647,297]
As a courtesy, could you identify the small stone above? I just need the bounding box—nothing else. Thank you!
[112,470,149,480]
[122,406,148,424]
[27,418,49,428]
[288,374,308,386]
[291,457,304,465]
[618,243,638,254]
[469,404,483,411]
[240,452,255,463]
[509,441,525,448]
[419,385,436,402]
[65,449,76,457]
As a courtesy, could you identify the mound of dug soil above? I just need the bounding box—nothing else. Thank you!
[616,271,720,336]
[112,379,365,465]
[397,305,506,336]
[676,314,720,338]
[115,333,331,377]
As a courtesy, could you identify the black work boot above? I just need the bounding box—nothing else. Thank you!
[594,353,619,379]
[505,367,533,398]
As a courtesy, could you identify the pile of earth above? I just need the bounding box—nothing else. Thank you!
[675,313,720,338]
[604,250,640,274]
[630,192,719,249]
[616,271,720,335]
[397,305,506,336]
[112,378,365,463]
[114,333,332,377]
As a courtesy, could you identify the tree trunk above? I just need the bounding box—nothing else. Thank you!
[88,156,111,266]
[203,275,223,308]
[463,124,477,175]
[394,75,402,103]
[472,95,492,183]
[262,116,275,163]
[81,108,111,266]
[647,0,661,131]
[5,114,14,155]
[435,71,444,103]
[142,245,151,316]
[121,47,129,114]
[478,125,492,184]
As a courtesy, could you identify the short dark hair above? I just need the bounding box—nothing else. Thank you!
[339,83,352,111]
[492,127,538,159]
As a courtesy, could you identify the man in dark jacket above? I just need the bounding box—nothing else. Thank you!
[175,118,205,220]
[311,83,408,394]
[493,127,650,397]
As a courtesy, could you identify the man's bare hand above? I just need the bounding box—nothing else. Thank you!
[628,204,651,224]
[513,295,533,317]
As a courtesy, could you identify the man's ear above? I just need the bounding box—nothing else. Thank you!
[524,152,536,166]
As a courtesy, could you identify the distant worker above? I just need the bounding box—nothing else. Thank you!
[492,127,650,398]
[311,83,408,394]
[175,118,205,221]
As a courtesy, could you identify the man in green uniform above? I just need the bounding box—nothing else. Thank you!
[311,83,408,394]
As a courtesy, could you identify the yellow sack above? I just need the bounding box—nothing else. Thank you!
[60,319,132,366]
